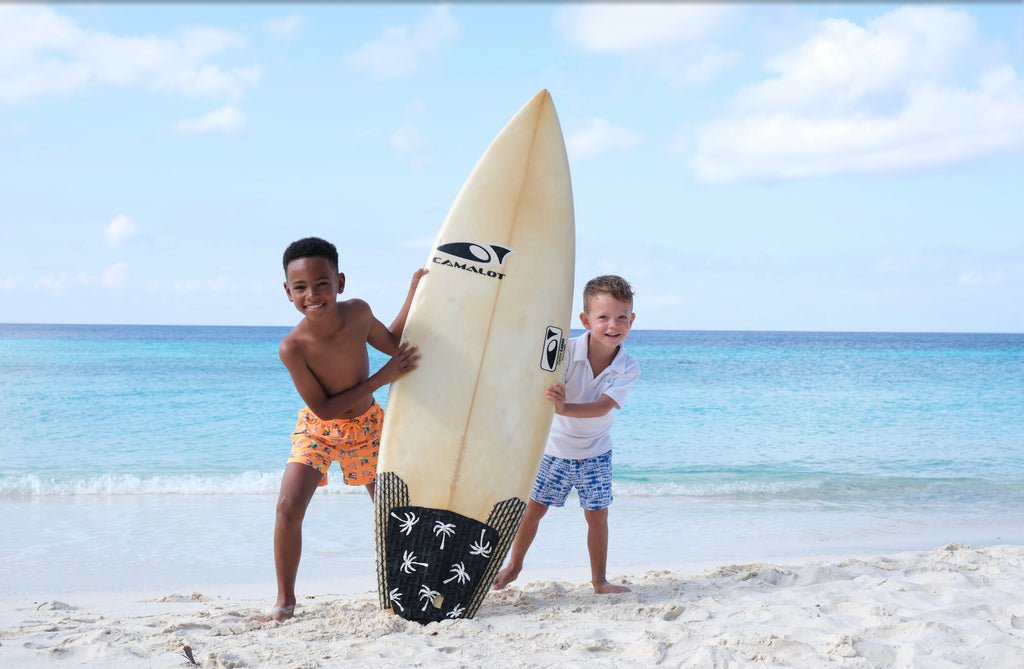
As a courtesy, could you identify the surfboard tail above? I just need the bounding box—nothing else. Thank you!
[375,472,526,622]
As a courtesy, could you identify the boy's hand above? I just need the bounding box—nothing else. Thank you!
[408,268,428,294]
[381,341,421,383]
[544,383,566,414]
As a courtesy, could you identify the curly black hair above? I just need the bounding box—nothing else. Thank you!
[282,237,339,274]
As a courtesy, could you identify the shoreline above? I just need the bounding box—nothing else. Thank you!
[4,543,1024,668]
[5,490,1023,597]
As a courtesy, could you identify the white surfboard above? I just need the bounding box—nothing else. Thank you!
[374,90,575,622]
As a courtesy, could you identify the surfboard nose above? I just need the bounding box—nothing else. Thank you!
[518,89,556,122]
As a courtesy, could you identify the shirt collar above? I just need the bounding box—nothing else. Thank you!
[575,332,628,373]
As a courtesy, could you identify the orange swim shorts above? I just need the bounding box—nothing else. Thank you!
[287,402,384,487]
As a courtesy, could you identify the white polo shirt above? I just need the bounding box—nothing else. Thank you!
[544,332,641,460]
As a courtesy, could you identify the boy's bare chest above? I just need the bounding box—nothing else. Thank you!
[302,332,370,393]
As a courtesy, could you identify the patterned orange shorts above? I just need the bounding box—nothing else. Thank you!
[287,402,383,487]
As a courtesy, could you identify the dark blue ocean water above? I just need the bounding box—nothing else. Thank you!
[1,325,1022,593]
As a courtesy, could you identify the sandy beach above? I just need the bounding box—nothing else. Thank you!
[3,543,1023,668]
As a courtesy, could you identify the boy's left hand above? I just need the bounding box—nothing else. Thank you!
[380,341,421,383]
[408,268,428,293]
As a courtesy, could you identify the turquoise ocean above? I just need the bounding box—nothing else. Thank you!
[2,325,1022,596]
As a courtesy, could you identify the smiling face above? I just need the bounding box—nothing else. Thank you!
[283,256,344,319]
[580,292,635,354]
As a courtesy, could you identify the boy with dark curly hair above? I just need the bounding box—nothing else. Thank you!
[264,236,426,621]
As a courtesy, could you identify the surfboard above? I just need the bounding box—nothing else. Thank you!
[374,90,575,623]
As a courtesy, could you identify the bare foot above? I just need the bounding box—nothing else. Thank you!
[492,564,521,590]
[593,581,630,594]
[260,604,295,622]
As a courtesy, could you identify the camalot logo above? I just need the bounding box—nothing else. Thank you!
[432,241,514,280]
[540,326,565,372]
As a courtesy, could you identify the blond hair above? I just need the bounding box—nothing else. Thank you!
[582,275,634,312]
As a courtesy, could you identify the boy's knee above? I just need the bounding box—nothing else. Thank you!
[275,493,308,524]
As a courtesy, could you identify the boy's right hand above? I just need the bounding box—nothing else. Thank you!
[545,383,566,414]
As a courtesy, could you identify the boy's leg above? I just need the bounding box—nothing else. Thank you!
[583,507,629,594]
[492,499,548,590]
[265,462,323,621]
[578,452,628,594]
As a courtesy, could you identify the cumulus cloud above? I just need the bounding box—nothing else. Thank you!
[554,4,740,85]
[105,214,140,247]
[172,106,247,135]
[263,15,303,37]
[389,124,434,169]
[390,125,428,153]
[146,275,237,294]
[100,262,128,287]
[346,5,458,80]
[38,262,128,297]
[691,7,1024,183]
[0,5,260,104]
[566,118,643,160]
[556,4,737,52]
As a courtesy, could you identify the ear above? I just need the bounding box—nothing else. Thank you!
[283,281,294,302]
[337,272,346,294]
[629,312,636,327]
[579,311,591,330]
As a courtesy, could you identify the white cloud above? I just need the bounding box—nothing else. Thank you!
[692,7,1024,183]
[263,15,303,37]
[105,214,140,247]
[172,106,247,135]
[554,4,740,85]
[0,5,260,104]
[346,5,458,80]
[147,276,238,294]
[566,118,643,160]
[955,264,1019,288]
[389,124,434,169]
[389,124,428,153]
[0,276,20,291]
[555,4,737,53]
[100,262,128,287]
[38,262,128,297]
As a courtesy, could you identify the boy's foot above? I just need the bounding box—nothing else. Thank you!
[492,564,522,590]
[593,581,630,594]
[260,604,295,622]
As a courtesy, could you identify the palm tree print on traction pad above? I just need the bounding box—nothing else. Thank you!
[375,472,525,622]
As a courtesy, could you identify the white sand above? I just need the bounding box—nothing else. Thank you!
[3,543,1024,668]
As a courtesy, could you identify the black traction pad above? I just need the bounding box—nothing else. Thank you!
[375,471,527,622]
[383,506,498,622]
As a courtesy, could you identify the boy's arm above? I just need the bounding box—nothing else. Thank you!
[280,338,420,421]
[368,268,428,355]
[544,383,619,418]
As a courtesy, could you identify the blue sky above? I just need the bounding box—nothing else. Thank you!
[1,3,1021,332]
